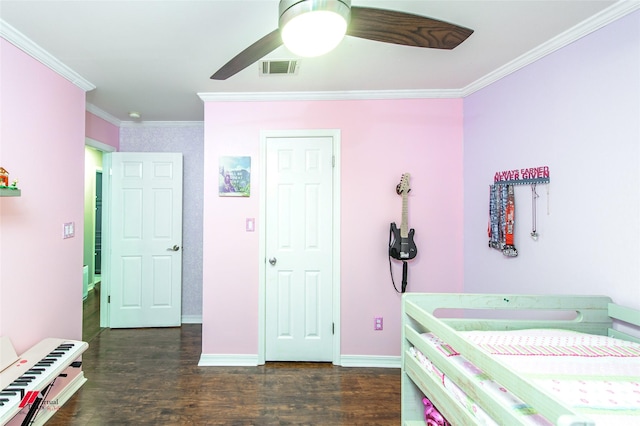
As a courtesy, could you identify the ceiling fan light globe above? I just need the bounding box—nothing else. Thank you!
[279,0,351,57]
[281,10,347,57]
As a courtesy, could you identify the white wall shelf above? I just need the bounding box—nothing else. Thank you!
[0,188,21,197]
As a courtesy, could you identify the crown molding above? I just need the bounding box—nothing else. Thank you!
[87,104,205,128]
[198,88,463,103]
[86,103,121,127]
[461,0,640,96]
[119,121,205,128]
[0,19,95,92]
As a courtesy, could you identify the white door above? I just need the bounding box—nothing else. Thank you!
[265,135,334,361]
[109,152,183,328]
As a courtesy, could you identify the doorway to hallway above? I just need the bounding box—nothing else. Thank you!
[83,139,114,340]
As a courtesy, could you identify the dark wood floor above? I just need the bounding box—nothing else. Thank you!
[46,290,401,425]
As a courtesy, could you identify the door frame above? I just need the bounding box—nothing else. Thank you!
[258,129,341,365]
[100,152,113,327]
[84,138,115,328]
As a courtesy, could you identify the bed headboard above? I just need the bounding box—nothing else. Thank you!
[403,293,615,336]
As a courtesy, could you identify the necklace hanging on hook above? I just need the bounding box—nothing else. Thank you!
[531,184,539,241]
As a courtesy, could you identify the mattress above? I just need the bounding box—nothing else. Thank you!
[410,329,640,425]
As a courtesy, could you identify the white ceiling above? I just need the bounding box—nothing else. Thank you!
[0,0,635,123]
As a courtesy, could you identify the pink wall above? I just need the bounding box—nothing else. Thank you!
[202,98,464,357]
[0,39,86,354]
[463,11,640,309]
[85,111,119,149]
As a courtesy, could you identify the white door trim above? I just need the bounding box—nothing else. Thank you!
[84,139,115,328]
[258,129,341,365]
[101,153,112,327]
[85,137,116,154]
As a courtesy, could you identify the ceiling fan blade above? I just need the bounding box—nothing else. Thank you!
[211,29,283,80]
[347,6,473,50]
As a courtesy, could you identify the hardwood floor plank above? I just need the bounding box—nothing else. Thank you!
[45,318,401,425]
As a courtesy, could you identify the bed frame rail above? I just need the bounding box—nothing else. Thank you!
[608,302,640,343]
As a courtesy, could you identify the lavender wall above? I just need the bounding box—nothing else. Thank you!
[202,98,464,358]
[120,125,205,319]
[463,11,640,309]
[0,39,86,353]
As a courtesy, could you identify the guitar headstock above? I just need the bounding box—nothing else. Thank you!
[395,173,411,195]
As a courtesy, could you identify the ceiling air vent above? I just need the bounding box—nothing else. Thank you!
[260,60,299,76]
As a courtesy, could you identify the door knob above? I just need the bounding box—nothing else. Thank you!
[168,245,180,252]
[268,257,277,265]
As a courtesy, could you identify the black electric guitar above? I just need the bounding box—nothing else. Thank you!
[389,173,417,261]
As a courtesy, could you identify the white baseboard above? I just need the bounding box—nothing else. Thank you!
[198,354,260,366]
[339,355,401,368]
[181,315,202,324]
[197,353,401,368]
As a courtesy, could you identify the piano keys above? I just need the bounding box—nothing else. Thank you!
[0,337,88,426]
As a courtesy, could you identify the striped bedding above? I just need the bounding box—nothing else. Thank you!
[410,329,640,425]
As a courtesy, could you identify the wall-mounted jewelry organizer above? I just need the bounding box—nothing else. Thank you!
[489,166,550,257]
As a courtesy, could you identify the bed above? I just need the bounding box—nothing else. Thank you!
[401,293,640,426]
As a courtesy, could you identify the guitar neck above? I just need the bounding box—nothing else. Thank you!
[400,193,409,238]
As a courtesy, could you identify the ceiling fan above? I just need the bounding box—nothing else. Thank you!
[211,0,474,80]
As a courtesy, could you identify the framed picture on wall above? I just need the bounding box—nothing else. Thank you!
[219,156,251,197]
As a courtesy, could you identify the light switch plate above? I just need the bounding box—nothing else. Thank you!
[246,218,255,232]
[63,222,75,239]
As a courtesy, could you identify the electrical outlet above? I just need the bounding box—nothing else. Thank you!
[374,316,383,331]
